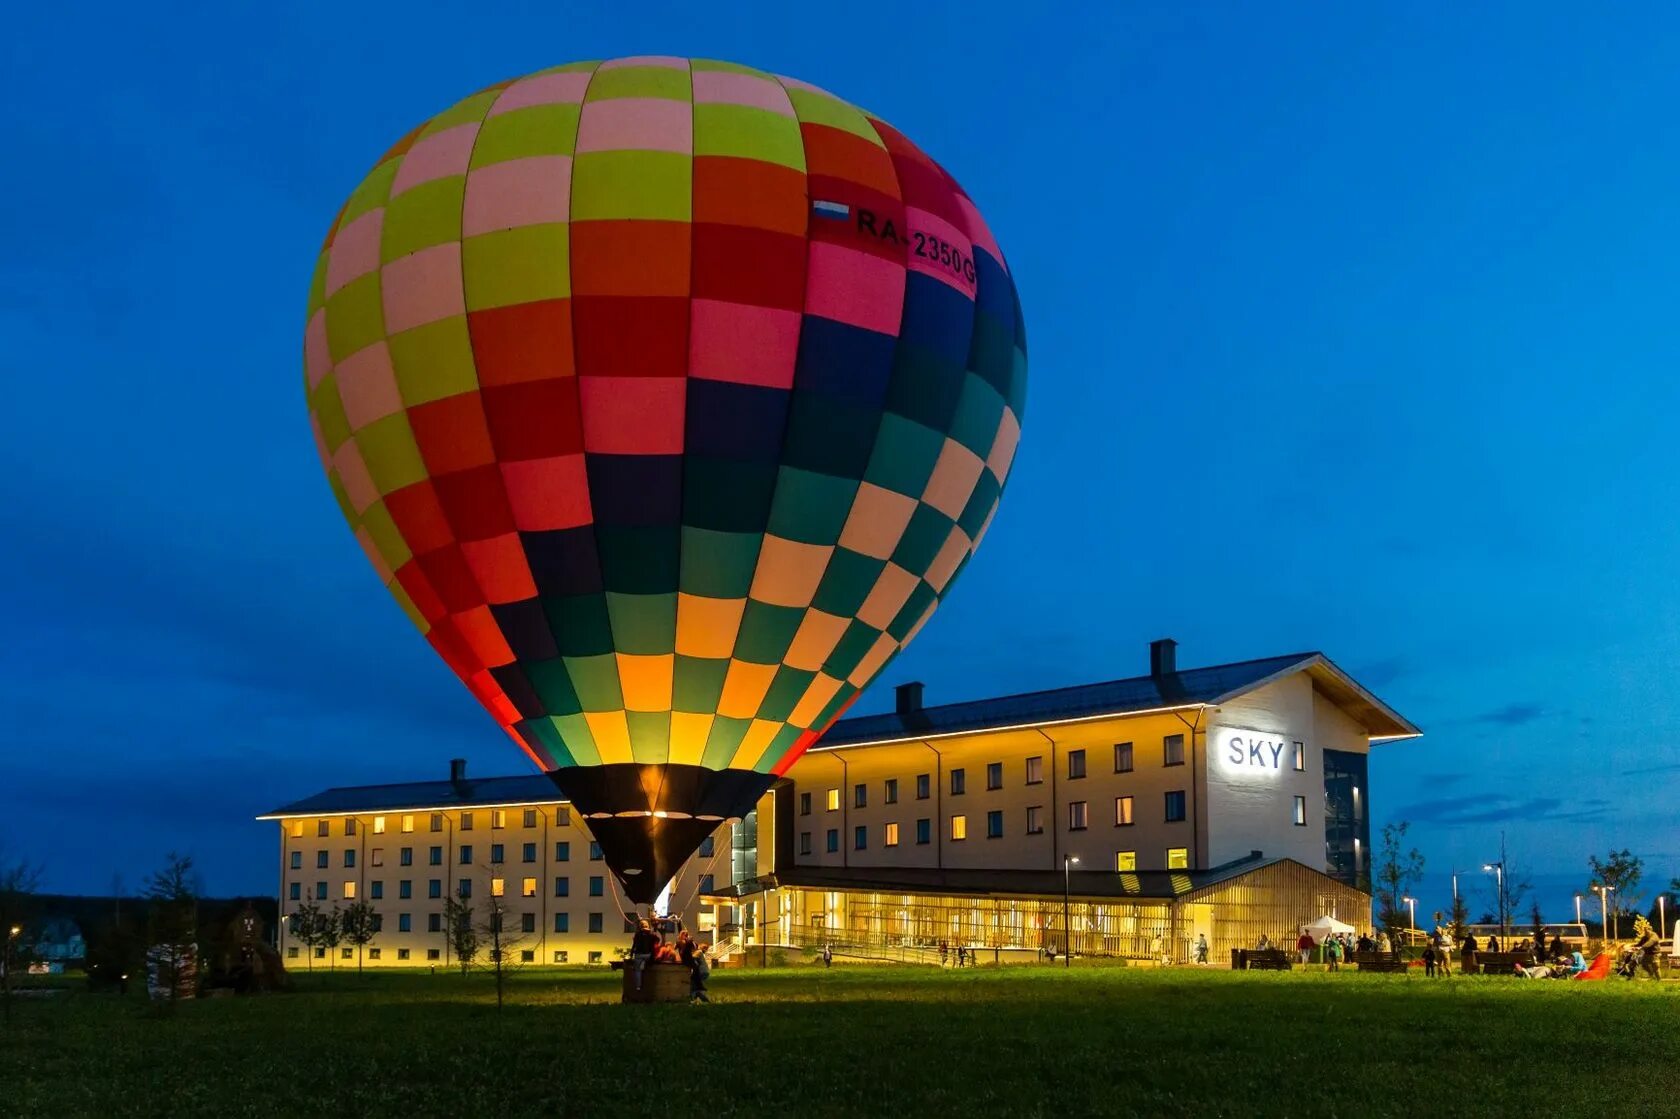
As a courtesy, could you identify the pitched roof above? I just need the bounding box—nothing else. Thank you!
[704,853,1302,902]
[257,775,562,819]
[814,651,1418,748]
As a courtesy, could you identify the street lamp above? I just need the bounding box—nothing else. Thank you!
[1660,894,1668,942]
[1482,862,1506,942]
[1062,855,1079,969]
[1574,894,1582,928]
[1593,885,1614,942]
[1403,896,1416,936]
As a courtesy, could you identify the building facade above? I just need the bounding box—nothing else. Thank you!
[261,641,1415,966]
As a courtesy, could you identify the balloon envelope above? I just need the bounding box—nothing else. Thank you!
[304,57,1026,902]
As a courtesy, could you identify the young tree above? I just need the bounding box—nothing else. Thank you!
[145,852,199,1006]
[340,900,380,973]
[475,885,532,1010]
[1529,900,1546,952]
[1374,822,1424,935]
[1448,893,1470,942]
[289,896,324,971]
[0,854,44,1024]
[443,896,478,976]
[317,904,344,971]
[1587,849,1644,936]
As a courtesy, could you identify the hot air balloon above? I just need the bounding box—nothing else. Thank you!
[303,57,1026,904]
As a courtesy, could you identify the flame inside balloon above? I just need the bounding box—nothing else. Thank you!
[303,57,1027,903]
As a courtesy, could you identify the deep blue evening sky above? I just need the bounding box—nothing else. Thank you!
[5,4,1677,919]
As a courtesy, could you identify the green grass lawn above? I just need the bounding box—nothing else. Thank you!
[5,965,1678,1116]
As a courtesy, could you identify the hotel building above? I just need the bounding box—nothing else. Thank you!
[261,640,1417,965]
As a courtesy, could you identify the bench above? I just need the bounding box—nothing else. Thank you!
[1464,951,1527,975]
[1232,948,1294,971]
[1351,950,1406,973]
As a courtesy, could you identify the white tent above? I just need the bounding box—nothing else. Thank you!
[1302,915,1355,940]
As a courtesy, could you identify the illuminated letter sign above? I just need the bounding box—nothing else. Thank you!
[1215,729,1290,775]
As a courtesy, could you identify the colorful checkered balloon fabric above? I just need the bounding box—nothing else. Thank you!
[304,57,1026,789]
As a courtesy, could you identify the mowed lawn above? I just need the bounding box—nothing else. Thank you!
[5,964,1678,1117]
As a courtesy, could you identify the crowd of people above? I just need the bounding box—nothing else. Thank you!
[1279,929,1392,969]
[628,919,711,1003]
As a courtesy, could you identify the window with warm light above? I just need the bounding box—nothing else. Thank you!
[1116,851,1137,872]
[1293,742,1306,772]
[1115,796,1134,827]
[1025,756,1043,785]
[1068,801,1088,830]
[373,816,386,834]
[401,814,414,833]
[951,815,967,841]
[522,877,537,897]
[492,810,507,829]
[885,822,899,847]
[826,788,840,811]
[1167,847,1189,869]
[343,881,356,899]
[289,821,304,839]
[1026,805,1044,834]
[490,877,505,897]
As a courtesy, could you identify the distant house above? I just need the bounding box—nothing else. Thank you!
[35,917,86,962]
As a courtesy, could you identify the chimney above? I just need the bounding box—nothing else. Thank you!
[896,681,924,716]
[449,758,467,783]
[1150,638,1177,678]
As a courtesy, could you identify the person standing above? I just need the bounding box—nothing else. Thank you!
[1296,930,1315,965]
[629,919,656,993]
[1195,933,1209,965]
[822,943,833,969]
[690,943,711,1004]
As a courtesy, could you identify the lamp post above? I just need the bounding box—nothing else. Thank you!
[1062,855,1079,968]
[1403,896,1416,937]
[1593,885,1613,942]
[1574,894,1582,928]
[1482,861,1506,943]
[1660,894,1668,942]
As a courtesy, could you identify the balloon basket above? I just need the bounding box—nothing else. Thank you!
[613,961,692,1004]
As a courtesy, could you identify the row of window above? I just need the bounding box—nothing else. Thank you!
[287,946,607,964]
[288,806,580,840]
[289,839,616,872]
[800,739,1211,818]
[288,868,712,903]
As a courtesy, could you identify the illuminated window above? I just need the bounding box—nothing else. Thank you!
[1166,847,1189,870]
[854,783,867,808]
[951,815,967,841]
[371,849,384,867]
[289,821,304,839]
[491,877,505,898]
[401,814,414,833]
[556,806,570,826]
[522,843,536,863]
[1025,756,1043,785]
[522,877,537,897]
[588,914,603,934]
[799,832,811,855]
[317,821,329,838]
[986,810,1003,838]
[555,842,570,862]
[916,774,930,799]
[1165,791,1186,823]
[373,816,386,834]
[1116,851,1137,872]
[554,914,569,933]
[1114,742,1134,773]
[342,850,355,868]
[1068,801,1088,831]
[1026,806,1044,835]
[492,810,507,830]
[343,881,356,899]
[826,829,839,853]
[290,851,302,870]
[1067,750,1086,779]
[1293,742,1306,772]
[370,881,383,900]
[523,809,537,828]
[878,779,895,805]
[885,822,899,847]
[589,876,603,897]
[826,788,840,811]
[554,876,569,897]
[916,818,931,845]
[459,845,473,865]
[1164,735,1185,767]
[344,818,357,837]
[854,825,867,850]
[460,812,475,832]
[1115,796,1134,827]
[800,792,812,815]
[1293,796,1307,826]
[950,769,966,795]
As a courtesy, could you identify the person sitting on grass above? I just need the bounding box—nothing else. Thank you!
[1515,961,1555,979]
[689,943,711,1004]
